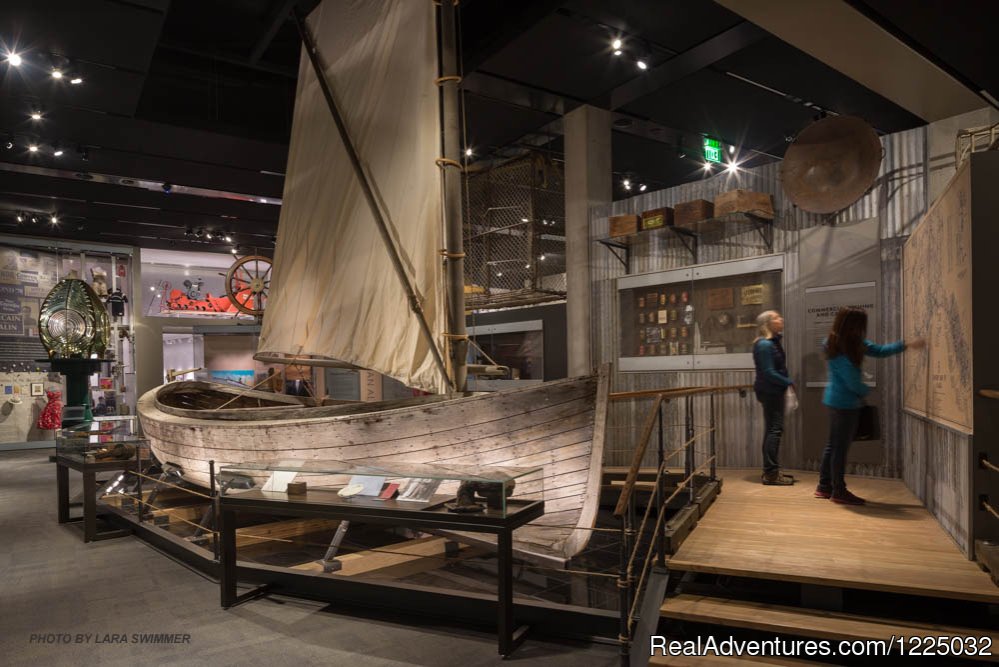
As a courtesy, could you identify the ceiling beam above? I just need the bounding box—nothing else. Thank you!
[249,0,299,65]
[714,0,987,121]
[603,21,768,110]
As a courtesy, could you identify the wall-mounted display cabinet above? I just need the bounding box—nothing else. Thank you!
[618,254,783,371]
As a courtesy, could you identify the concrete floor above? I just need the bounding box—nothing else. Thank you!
[0,450,618,667]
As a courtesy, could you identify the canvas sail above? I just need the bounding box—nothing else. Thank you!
[257,0,447,394]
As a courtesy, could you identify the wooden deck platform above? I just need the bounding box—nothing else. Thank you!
[668,468,999,604]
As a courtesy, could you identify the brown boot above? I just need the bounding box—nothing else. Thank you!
[761,471,794,486]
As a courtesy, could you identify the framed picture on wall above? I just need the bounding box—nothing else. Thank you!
[30,383,44,396]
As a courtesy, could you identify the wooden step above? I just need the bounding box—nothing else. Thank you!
[661,594,999,662]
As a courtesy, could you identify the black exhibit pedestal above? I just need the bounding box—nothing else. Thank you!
[43,358,111,426]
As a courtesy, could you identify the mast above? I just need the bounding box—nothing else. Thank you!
[292,6,453,392]
[438,1,468,392]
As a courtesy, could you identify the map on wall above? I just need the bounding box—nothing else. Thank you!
[903,163,973,433]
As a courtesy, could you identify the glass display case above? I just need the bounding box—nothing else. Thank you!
[55,415,146,463]
[219,459,544,518]
[618,254,784,370]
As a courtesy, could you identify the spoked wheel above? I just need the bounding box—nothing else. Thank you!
[225,255,273,316]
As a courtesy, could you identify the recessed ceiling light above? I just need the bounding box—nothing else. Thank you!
[51,68,63,79]
[6,52,22,67]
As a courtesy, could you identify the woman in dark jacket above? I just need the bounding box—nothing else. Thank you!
[752,310,794,485]
[817,307,924,504]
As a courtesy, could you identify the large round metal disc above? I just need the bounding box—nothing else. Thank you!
[780,116,882,214]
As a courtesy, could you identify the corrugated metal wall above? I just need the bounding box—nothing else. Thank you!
[592,128,955,479]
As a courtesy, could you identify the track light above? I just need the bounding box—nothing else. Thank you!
[639,184,647,192]
[540,254,546,261]
[50,215,58,224]
[16,213,23,223]
[622,179,630,187]
[6,52,22,67]
[613,50,622,56]
[703,162,712,172]
[728,144,736,155]
[624,183,632,191]
[28,143,39,153]
[230,246,238,254]
[70,77,83,85]
[29,109,42,121]
[224,235,232,243]
[726,161,739,174]
[636,60,648,71]
[30,215,37,224]
[612,38,622,50]
[53,143,63,157]
[465,147,472,157]
[51,68,63,80]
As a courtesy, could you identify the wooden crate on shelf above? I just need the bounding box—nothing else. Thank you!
[609,214,640,237]
[714,189,775,219]
[674,199,714,227]
[640,207,673,231]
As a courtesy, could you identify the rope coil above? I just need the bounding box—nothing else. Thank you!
[434,157,463,170]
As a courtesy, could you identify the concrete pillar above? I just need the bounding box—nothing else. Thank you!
[130,248,164,398]
[564,105,612,377]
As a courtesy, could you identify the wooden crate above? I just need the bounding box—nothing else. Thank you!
[674,199,714,227]
[640,207,673,231]
[609,214,640,237]
[714,189,775,219]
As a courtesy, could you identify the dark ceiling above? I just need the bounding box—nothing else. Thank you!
[0,0,993,253]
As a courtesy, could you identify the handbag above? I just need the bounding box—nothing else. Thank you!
[854,404,880,441]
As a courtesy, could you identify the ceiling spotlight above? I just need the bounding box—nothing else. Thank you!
[622,179,630,187]
[30,215,38,224]
[525,263,531,269]
[636,60,648,71]
[16,213,23,223]
[612,38,622,50]
[703,162,712,172]
[28,143,39,153]
[540,254,546,261]
[50,215,58,224]
[639,184,647,192]
[29,109,42,121]
[496,272,503,277]
[224,235,232,243]
[521,217,529,223]
[53,143,63,157]
[230,247,238,254]
[728,144,736,155]
[613,50,622,56]
[726,161,739,174]
[51,68,63,80]
[464,147,473,157]
[205,232,212,240]
[6,52,22,67]
[70,77,83,85]
[4,135,13,150]
[624,183,632,191]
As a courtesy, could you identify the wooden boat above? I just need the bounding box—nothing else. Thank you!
[138,370,607,565]
[137,1,607,566]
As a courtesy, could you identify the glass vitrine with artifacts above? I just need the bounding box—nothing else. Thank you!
[55,415,146,462]
[219,459,544,518]
[618,255,784,370]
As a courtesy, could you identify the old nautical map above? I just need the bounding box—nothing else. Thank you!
[903,163,973,433]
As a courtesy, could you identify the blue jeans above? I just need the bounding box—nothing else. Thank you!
[756,391,784,474]
[819,408,861,494]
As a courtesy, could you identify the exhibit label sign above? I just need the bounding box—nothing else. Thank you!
[803,282,878,387]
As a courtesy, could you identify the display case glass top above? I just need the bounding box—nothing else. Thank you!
[220,458,544,518]
[56,415,145,462]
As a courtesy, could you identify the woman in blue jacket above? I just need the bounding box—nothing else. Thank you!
[752,310,794,485]
[817,307,924,505]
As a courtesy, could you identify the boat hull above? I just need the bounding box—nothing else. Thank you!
[137,370,608,565]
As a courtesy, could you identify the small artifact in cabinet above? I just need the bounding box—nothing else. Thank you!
[638,296,645,308]
[657,309,668,324]
[639,312,645,324]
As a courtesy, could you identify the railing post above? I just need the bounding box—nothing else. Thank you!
[656,399,666,569]
[685,396,694,506]
[136,451,143,523]
[209,459,219,563]
[710,393,717,482]
[618,511,631,666]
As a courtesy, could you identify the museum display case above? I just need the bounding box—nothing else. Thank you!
[55,415,145,462]
[219,459,544,517]
[618,254,784,370]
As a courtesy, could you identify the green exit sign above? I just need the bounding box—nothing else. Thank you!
[703,137,722,163]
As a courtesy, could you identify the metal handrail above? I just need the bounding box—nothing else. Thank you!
[611,384,751,517]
